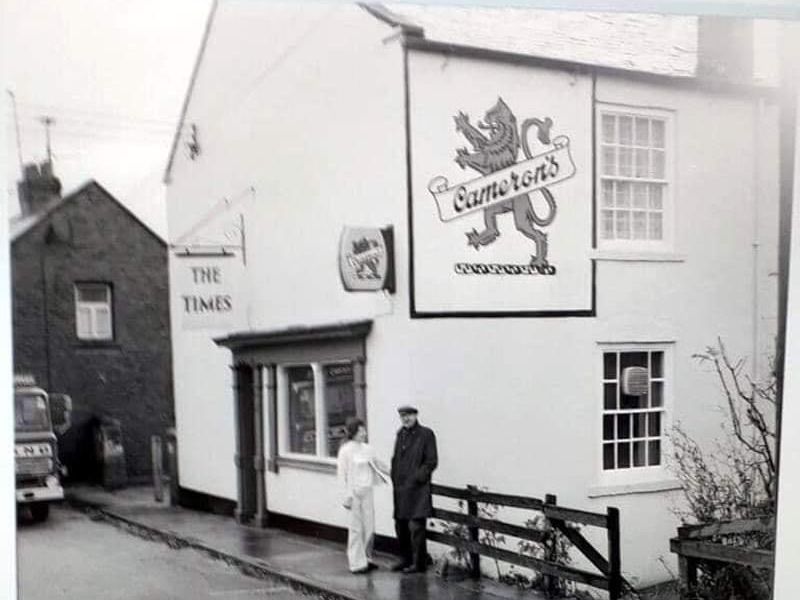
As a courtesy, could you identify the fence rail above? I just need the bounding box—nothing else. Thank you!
[670,516,775,597]
[428,484,626,600]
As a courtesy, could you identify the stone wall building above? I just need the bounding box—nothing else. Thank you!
[11,162,174,480]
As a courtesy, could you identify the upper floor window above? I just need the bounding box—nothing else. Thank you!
[598,107,672,248]
[75,283,113,340]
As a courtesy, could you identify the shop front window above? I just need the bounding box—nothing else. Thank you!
[287,365,316,455]
[324,362,357,457]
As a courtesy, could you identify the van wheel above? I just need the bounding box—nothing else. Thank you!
[30,503,50,522]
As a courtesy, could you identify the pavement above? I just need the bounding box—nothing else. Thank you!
[65,484,544,600]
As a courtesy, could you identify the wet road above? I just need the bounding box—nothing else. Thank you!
[16,506,312,600]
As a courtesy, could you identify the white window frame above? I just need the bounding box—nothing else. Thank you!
[276,360,357,465]
[595,343,675,490]
[595,104,675,254]
[74,283,113,341]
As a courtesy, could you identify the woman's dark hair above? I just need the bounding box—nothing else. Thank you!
[345,417,365,440]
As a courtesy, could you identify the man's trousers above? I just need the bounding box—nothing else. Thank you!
[394,518,427,570]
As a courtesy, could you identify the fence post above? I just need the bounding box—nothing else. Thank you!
[544,494,559,598]
[466,484,481,579]
[151,435,164,503]
[607,506,622,600]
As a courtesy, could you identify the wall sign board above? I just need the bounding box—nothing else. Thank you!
[173,251,242,330]
[408,52,595,317]
[339,226,396,293]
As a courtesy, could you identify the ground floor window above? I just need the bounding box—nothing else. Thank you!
[283,362,359,458]
[602,347,667,471]
[278,358,364,463]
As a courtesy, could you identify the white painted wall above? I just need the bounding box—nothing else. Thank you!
[166,2,780,587]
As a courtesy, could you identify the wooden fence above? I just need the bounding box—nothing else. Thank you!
[427,483,627,599]
[670,517,775,597]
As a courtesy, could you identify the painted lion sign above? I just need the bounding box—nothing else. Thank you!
[428,98,577,270]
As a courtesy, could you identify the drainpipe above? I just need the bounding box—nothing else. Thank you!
[39,244,52,390]
[751,97,764,379]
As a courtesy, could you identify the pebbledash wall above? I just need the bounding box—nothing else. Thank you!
[165,3,779,585]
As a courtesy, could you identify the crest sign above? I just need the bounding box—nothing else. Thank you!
[339,227,395,293]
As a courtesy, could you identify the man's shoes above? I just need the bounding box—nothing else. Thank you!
[352,567,370,575]
[367,562,379,571]
[402,566,426,574]
[391,561,411,572]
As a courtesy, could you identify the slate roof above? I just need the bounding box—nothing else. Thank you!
[10,180,165,245]
[385,3,698,77]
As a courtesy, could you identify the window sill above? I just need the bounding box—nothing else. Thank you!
[276,455,337,474]
[587,478,682,498]
[74,341,120,350]
[592,250,686,263]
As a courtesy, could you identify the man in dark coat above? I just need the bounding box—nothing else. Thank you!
[390,405,438,574]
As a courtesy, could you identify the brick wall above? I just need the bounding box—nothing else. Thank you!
[12,182,174,478]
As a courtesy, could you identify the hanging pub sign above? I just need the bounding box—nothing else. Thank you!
[172,250,243,330]
[339,226,395,293]
[408,51,594,317]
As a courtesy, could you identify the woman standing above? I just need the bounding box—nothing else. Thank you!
[337,418,389,574]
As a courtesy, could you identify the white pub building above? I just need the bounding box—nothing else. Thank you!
[165,2,780,586]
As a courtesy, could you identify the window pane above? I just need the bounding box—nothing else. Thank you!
[602,114,616,143]
[618,147,633,177]
[620,352,648,371]
[621,391,648,410]
[648,412,661,437]
[601,210,615,240]
[617,414,631,439]
[649,184,663,209]
[287,366,316,455]
[76,306,91,338]
[648,440,661,466]
[616,182,631,207]
[651,149,666,179]
[604,383,617,410]
[632,211,647,240]
[77,284,108,303]
[616,212,630,239]
[632,183,648,208]
[618,442,631,468]
[649,212,663,240]
[603,415,615,441]
[634,149,649,178]
[651,351,664,377]
[94,307,112,339]
[603,443,615,470]
[651,120,665,148]
[602,180,614,207]
[633,413,647,438]
[603,353,617,380]
[602,146,616,176]
[324,363,357,457]
[619,116,633,145]
[651,381,664,407]
[633,440,647,467]
[635,117,650,146]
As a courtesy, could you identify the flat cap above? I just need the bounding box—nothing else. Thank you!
[397,405,418,415]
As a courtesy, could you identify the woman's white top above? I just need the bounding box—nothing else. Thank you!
[337,441,385,499]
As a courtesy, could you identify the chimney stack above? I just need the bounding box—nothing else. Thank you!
[17,160,62,216]
[697,16,754,82]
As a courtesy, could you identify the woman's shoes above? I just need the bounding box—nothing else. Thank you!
[352,563,379,575]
